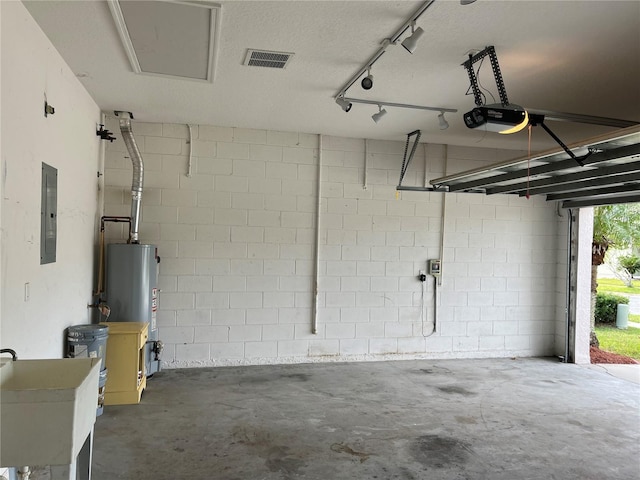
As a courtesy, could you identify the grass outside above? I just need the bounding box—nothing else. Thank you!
[597,278,639,294]
[595,325,640,361]
[595,278,639,360]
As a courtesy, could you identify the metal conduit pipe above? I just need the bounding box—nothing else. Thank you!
[423,143,428,188]
[117,112,144,243]
[438,144,448,286]
[187,124,194,177]
[363,139,368,190]
[312,134,323,334]
[431,145,448,332]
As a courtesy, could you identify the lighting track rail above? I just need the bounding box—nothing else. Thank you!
[343,97,457,114]
[344,97,458,113]
[343,97,457,125]
[334,0,436,100]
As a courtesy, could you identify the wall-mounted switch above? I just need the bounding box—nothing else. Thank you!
[24,282,30,301]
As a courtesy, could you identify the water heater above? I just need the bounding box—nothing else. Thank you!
[106,243,161,376]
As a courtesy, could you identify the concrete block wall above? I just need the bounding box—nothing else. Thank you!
[103,118,561,367]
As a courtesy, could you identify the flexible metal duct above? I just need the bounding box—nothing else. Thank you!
[118,112,144,243]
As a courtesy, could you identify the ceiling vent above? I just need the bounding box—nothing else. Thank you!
[243,49,294,69]
[108,0,221,82]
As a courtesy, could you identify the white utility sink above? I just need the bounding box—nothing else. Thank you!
[0,357,101,468]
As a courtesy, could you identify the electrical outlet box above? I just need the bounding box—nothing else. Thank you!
[428,259,441,277]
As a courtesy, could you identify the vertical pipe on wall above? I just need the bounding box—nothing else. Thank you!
[363,139,368,190]
[423,143,428,188]
[312,134,323,334]
[438,145,448,284]
[186,124,194,177]
[118,114,144,243]
[98,113,107,217]
[94,112,107,298]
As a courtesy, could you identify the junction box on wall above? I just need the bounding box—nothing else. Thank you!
[428,259,441,279]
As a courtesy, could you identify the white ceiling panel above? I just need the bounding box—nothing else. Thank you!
[22,0,640,153]
[108,0,220,81]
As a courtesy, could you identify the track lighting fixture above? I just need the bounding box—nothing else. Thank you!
[361,68,374,90]
[372,105,387,123]
[401,21,424,54]
[438,112,449,130]
[343,97,457,128]
[335,96,352,112]
[335,2,438,104]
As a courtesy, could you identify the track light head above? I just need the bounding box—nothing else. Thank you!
[401,23,424,54]
[438,112,449,130]
[372,105,387,123]
[335,96,352,112]
[361,69,374,90]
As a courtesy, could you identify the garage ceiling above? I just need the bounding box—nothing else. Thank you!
[21,0,640,207]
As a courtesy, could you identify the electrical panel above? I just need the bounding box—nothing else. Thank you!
[40,162,57,264]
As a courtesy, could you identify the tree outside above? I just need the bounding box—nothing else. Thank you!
[591,203,640,346]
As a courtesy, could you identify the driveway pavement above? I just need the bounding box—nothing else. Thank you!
[628,294,640,315]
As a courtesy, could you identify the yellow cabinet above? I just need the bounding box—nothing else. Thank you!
[101,322,148,405]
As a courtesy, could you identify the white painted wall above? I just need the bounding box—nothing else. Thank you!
[102,118,562,368]
[0,1,101,359]
[574,207,594,364]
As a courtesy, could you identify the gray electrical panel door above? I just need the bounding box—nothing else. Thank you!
[40,162,57,264]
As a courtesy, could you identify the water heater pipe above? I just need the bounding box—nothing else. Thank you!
[93,216,131,297]
[117,112,144,243]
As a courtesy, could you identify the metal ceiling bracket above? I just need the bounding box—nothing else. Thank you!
[464,53,483,107]
[529,114,589,166]
[398,130,422,188]
[488,47,509,106]
[462,46,509,107]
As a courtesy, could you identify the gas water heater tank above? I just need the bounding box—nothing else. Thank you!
[105,243,161,376]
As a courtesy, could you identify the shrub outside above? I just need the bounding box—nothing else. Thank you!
[595,292,630,324]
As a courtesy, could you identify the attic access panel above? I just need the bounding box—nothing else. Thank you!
[428,126,640,209]
[108,0,221,82]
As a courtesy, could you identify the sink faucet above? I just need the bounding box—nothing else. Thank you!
[0,348,18,361]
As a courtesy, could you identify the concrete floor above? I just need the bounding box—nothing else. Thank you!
[92,358,640,480]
